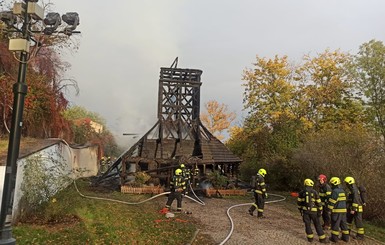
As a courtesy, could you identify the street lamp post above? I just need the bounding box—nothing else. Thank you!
[0,1,80,244]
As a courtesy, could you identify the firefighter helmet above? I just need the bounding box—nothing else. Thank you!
[175,169,182,175]
[180,164,185,168]
[304,178,314,187]
[329,177,341,186]
[258,168,267,177]
[344,176,355,185]
[318,174,327,182]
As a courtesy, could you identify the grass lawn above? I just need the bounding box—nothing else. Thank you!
[13,178,197,244]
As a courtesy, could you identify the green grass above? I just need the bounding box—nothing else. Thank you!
[0,139,7,148]
[13,178,197,244]
[12,183,385,244]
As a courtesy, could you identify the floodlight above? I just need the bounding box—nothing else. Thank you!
[0,11,17,26]
[62,12,79,35]
[43,12,61,35]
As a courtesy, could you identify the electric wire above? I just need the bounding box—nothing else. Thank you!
[218,193,286,245]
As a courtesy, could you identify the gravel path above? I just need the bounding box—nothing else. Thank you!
[170,194,384,245]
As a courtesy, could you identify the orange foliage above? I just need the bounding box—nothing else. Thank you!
[200,100,236,140]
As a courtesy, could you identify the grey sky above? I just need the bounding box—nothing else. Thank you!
[51,0,384,147]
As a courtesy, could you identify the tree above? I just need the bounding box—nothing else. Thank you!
[63,106,118,156]
[297,50,366,131]
[242,55,296,129]
[200,100,236,141]
[0,17,79,140]
[62,105,106,125]
[354,39,385,142]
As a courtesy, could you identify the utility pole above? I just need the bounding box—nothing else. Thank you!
[0,4,29,244]
[0,1,80,243]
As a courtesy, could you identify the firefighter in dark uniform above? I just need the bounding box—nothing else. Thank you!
[328,177,349,243]
[297,178,328,243]
[165,168,186,212]
[180,164,191,193]
[318,174,332,230]
[248,168,267,218]
[344,176,365,240]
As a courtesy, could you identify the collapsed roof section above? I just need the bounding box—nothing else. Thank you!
[95,59,242,185]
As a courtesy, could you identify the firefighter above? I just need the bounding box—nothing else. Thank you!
[344,176,365,240]
[297,178,328,243]
[248,168,267,218]
[192,165,200,187]
[165,168,186,212]
[328,177,349,243]
[318,174,332,230]
[180,164,192,193]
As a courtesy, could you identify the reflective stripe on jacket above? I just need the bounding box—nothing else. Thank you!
[254,174,266,195]
[328,186,347,213]
[347,184,364,213]
[297,187,323,212]
[170,176,186,191]
[319,183,332,206]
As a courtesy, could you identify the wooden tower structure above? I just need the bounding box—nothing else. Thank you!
[96,58,242,186]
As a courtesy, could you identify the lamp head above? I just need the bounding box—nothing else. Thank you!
[62,12,79,35]
[43,12,61,35]
[0,11,17,27]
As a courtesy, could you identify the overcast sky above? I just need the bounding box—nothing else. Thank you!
[50,0,385,147]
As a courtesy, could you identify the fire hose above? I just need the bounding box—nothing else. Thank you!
[74,180,206,206]
[218,193,286,245]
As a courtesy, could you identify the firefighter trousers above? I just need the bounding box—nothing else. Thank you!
[321,205,331,227]
[302,212,326,241]
[347,211,364,238]
[165,191,182,211]
[331,213,349,242]
[249,193,265,216]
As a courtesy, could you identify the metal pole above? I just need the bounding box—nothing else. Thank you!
[0,1,30,244]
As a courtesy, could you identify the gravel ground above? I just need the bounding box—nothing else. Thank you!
[165,194,384,245]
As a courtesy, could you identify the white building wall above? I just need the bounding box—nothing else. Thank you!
[0,141,98,221]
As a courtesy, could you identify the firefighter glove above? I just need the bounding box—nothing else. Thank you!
[264,193,268,199]
[317,210,322,217]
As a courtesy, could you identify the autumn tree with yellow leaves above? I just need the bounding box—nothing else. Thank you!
[231,49,372,189]
[200,100,236,141]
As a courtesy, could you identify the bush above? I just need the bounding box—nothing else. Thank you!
[133,171,151,186]
[291,128,385,222]
[207,171,228,189]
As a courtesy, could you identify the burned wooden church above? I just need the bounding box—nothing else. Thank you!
[96,59,242,187]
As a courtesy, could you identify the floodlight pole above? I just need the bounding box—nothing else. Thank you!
[0,1,30,244]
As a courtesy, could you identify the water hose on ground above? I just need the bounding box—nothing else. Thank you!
[74,180,206,206]
[74,180,171,204]
[218,193,287,245]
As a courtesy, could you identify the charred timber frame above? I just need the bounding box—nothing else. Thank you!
[94,60,242,187]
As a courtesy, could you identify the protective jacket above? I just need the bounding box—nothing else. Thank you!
[170,175,186,192]
[328,185,347,213]
[297,187,323,213]
[254,174,267,198]
[346,184,364,213]
[319,183,332,206]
